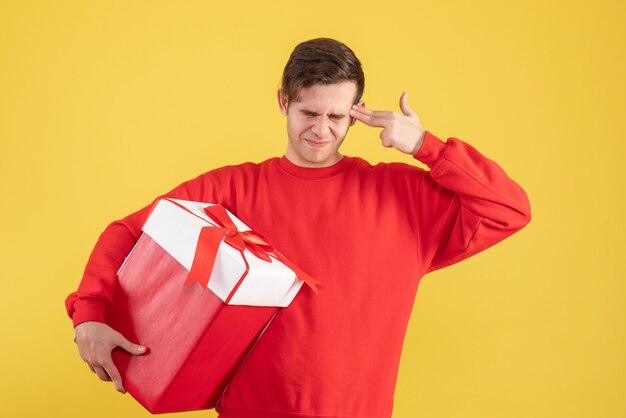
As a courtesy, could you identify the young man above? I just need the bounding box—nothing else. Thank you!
[66,38,531,418]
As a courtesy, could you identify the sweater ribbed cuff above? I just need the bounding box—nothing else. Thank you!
[413,131,447,168]
[71,298,107,327]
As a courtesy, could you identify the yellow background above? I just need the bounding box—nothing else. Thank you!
[1,0,624,417]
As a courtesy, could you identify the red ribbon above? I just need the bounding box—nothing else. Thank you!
[163,199,319,303]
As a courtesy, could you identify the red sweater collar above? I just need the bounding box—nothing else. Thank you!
[277,155,354,180]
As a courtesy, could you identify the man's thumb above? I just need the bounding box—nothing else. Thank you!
[118,336,147,355]
[399,91,417,117]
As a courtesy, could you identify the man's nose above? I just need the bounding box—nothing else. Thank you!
[311,117,330,138]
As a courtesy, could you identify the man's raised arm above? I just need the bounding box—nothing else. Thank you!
[349,91,531,274]
[411,131,530,273]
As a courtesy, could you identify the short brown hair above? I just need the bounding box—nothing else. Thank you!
[280,37,365,105]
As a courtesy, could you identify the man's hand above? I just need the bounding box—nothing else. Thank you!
[74,321,147,394]
[349,91,426,155]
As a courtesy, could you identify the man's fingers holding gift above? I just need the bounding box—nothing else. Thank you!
[73,322,146,394]
[85,361,96,374]
[102,361,126,393]
[116,335,147,356]
[93,365,112,382]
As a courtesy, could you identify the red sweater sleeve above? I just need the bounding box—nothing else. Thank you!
[64,172,222,327]
[413,131,531,274]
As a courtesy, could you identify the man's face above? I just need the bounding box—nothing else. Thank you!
[278,81,364,168]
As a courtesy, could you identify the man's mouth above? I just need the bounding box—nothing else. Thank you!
[305,139,330,148]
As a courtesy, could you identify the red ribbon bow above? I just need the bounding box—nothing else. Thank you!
[163,199,318,303]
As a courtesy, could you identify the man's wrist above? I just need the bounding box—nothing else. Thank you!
[411,130,426,155]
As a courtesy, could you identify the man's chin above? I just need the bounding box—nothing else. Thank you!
[302,151,341,167]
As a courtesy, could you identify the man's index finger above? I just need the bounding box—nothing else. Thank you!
[350,106,389,128]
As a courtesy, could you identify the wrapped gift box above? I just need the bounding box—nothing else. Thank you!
[105,198,317,414]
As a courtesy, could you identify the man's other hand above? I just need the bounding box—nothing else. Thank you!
[349,91,426,155]
[74,321,147,394]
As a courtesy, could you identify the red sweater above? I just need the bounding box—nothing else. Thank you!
[65,131,531,418]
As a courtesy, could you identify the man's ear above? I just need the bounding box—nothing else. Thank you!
[349,100,365,126]
[277,88,288,116]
